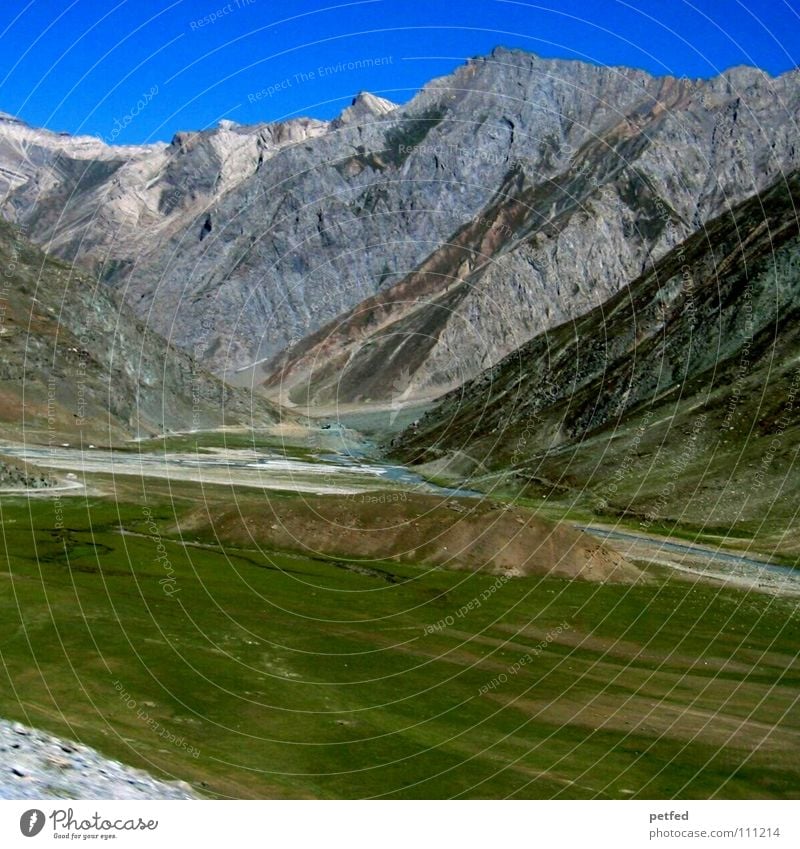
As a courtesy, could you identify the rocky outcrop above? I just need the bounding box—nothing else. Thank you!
[0,110,156,202]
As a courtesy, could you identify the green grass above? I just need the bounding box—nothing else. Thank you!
[1,483,798,799]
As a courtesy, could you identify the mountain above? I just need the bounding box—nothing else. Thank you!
[0,219,280,443]
[0,455,56,490]
[260,57,800,406]
[392,170,800,538]
[0,110,158,204]
[2,49,798,404]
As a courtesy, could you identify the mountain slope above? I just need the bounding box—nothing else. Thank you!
[0,220,280,443]
[254,53,800,405]
[0,110,157,203]
[393,170,800,537]
[3,50,798,395]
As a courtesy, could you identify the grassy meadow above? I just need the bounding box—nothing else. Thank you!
[0,465,798,799]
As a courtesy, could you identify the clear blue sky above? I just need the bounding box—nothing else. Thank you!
[1,0,798,145]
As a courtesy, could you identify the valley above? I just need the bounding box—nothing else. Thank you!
[0,426,798,799]
[0,35,798,804]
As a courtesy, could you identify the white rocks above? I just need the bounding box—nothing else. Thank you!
[0,719,199,800]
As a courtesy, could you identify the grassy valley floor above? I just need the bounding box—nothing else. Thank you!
[0,440,798,799]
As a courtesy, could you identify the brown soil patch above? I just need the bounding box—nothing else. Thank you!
[179,493,641,583]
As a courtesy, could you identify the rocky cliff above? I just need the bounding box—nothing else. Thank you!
[2,49,798,406]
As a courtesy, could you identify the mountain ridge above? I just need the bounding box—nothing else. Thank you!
[2,48,798,408]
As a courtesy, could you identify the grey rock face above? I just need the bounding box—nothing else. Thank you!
[2,49,798,402]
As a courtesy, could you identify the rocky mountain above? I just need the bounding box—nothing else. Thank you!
[393,170,800,533]
[262,57,800,406]
[2,49,798,406]
[0,219,280,443]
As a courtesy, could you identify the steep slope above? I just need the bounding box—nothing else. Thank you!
[3,50,798,393]
[0,220,280,443]
[393,171,800,534]
[257,52,800,405]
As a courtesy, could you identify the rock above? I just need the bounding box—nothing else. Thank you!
[0,718,200,800]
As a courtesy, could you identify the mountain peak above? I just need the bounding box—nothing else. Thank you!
[332,91,398,127]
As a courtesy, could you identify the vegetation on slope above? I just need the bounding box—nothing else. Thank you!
[393,172,800,556]
[0,220,280,444]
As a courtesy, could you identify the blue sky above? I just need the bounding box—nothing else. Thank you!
[1,0,798,144]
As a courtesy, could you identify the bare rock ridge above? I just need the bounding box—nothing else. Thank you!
[0,110,159,201]
[1,48,798,406]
